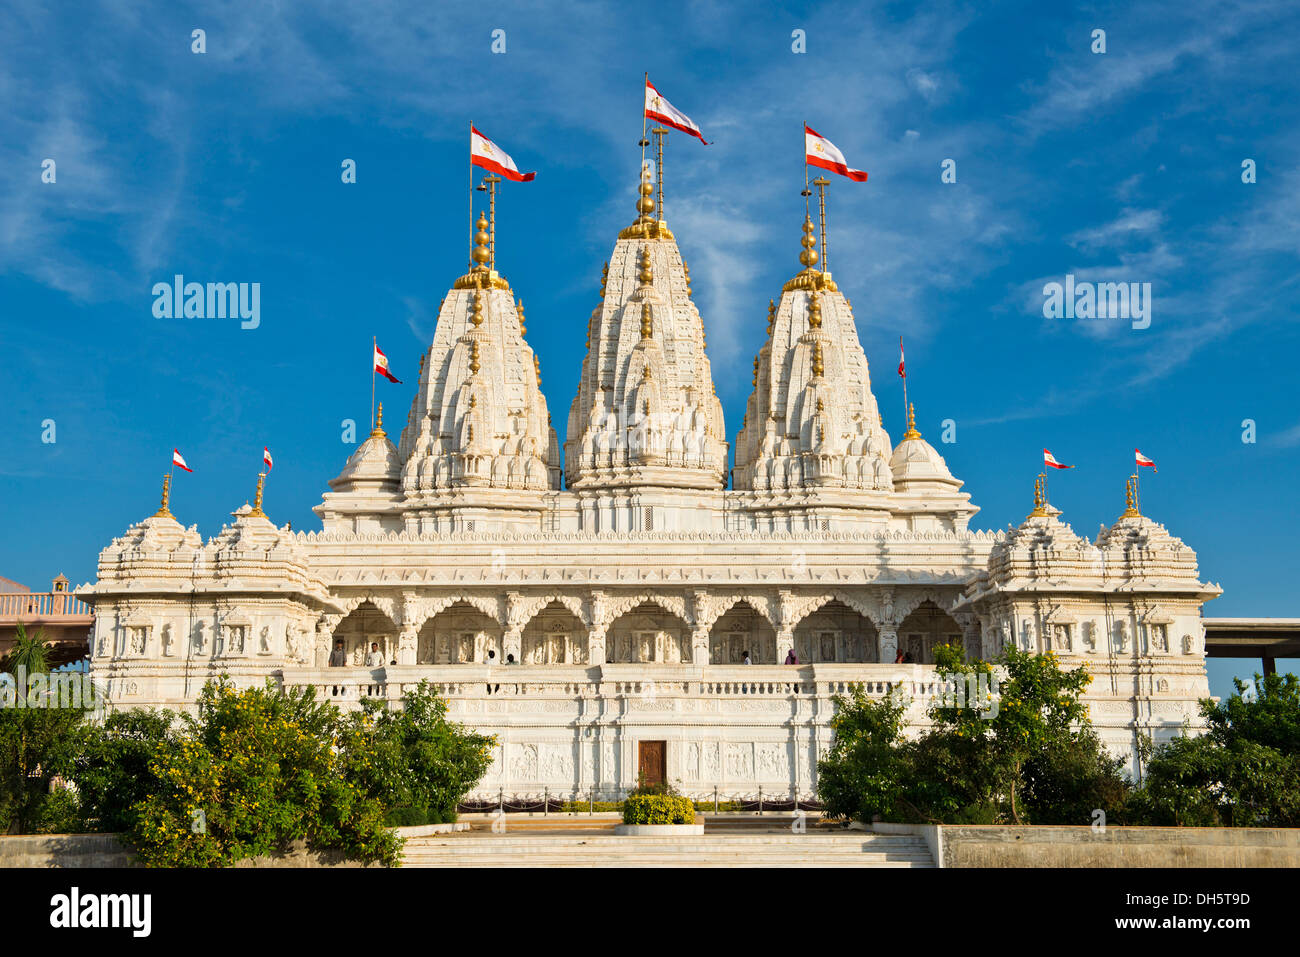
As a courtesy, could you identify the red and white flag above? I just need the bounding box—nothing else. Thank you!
[172,449,192,473]
[805,126,869,182]
[470,126,536,182]
[1044,449,1074,470]
[644,81,710,145]
[263,447,273,472]
[898,337,905,378]
[374,343,401,384]
[1136,449,1157,472]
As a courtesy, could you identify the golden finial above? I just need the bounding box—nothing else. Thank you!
[534,353,541,385]
[370,402,386,438]
[249,472,267,519]
[469,394,477,409]
[684,261,692,295]
[811,340,825,377]
[767,299,775,335]
[470,293,484,327]
[471,212,491,267]
[516,299,526,335]
[752,356,759,387]
[799,215,819,269]
[637,161,656,220]
[903,403,921,440]
[600,261,608,298]
[1121,475,1141,518]
[1028,472,1051,518]
[467,424,474,445]
[469,340,481,375]
[153,474,172,518]
[640,301,653,340]
[639,246,654,285]
[816,398,825,413]
[808,293,822,330]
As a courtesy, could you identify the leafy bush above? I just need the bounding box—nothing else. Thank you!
[342,681,494,821]
[623,794,695,825]
[384,807,429,827]
[0,703,84,834]
[128,679,402,867]
[1128,673,1300,827]
[71,708,176,833]
[818,645,1131,826]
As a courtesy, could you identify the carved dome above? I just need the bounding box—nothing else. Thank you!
[330,412,402,494]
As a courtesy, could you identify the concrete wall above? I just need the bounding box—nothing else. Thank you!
[936,825,1300,868]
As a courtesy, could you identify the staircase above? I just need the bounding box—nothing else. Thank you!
[401,829,933,867]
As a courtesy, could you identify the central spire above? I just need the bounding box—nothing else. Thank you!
[565,156,726,492]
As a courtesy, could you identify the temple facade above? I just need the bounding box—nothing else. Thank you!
[78,168,1220,800]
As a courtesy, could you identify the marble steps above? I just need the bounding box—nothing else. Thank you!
[402,833,934,867]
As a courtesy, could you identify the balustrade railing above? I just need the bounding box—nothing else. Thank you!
[0,591,91,620]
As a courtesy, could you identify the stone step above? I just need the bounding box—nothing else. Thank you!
[401,833,933,867]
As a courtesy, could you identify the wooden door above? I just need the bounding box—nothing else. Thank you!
[637,740,667,787]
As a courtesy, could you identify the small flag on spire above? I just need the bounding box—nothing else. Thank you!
[805,126,869,182]
[644,81,710,144]
[898,337,905,378]
[374,343,401,384]
[470,126,536,182]
[1136,449,1157,472]
[1044,449,1074,470]
[172,449,192,473]
[263,447,274,472]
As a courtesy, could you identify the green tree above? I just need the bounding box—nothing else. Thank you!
[2,622,50,676]
[71,708,176,833]
[0,706,84,833]
[1132,673,1300,826]
[343,681,494,820]
[816,685,914,822]
[128,679,402,867]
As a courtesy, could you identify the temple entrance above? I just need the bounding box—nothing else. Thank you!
[637,740,666,788]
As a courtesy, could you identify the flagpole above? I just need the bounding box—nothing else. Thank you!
[468,122,473,270]
[900,335,909,430]
[802,119,810,220]
[370,335,377,432]
[639,72,650,192]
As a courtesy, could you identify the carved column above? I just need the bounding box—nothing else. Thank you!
[690,627,711,666]
[878,629,898,663]
[587,627,607,666]
[397,629,418,666]
[776,629,795,663]
[502,591,525,663]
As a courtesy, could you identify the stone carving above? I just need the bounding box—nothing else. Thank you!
[160,623,174,657]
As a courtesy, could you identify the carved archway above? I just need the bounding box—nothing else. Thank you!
[606,600,691,664]
[416,600,504,664]
[521,600,588,665]
[896,600,963,664]
[793,600,879,663]
[708,600,779,664]
[330,600,400,666]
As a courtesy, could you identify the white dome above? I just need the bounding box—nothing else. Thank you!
[889,435,956,485]
[330,431,401,493]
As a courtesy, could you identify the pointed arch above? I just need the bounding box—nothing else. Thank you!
[709,600,779,664]
[330,600,401,667]
[521,600,588,665]
[793,599,879,664]
[606,599,691,664]
[896,599,963,665]
[416,600,503,665]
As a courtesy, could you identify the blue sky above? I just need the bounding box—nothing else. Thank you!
[1,1,1296,697]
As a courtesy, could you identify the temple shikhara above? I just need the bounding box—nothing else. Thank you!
[78,155,1221,801]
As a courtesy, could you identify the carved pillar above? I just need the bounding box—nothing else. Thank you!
[501,628,521,664]
[588,627,607,666]
[314,622,332,668]
[691,627,711,666]
[879,629,898,663]
[397,629,418,665]
[776,629,795,663]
